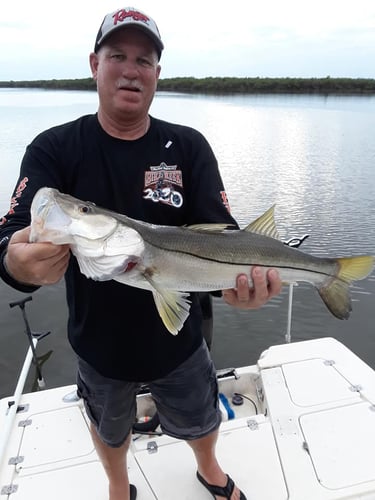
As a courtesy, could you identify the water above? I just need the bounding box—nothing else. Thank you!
[0,88,374,398]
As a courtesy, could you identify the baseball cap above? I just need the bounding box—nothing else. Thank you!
[94,7,164,60]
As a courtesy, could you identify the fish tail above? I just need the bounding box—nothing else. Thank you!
[318,256,374,320]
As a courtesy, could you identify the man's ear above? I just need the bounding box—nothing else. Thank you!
[155,64,161,87]
[89,53,99,80]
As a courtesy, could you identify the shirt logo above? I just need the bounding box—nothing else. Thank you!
[0,177,29,226]
[220,190,231,213]
[143,163,183,208]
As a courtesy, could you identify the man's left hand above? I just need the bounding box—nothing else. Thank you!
[222,267,282,310]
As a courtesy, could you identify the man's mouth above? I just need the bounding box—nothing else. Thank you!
[117,80,142,92]
[120,86,140,92]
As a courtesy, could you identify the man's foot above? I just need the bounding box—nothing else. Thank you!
[196,471,246,500]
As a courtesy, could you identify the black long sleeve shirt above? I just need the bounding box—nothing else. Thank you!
[0,114,236,381]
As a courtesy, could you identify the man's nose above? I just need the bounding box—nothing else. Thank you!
[121,60,139,77]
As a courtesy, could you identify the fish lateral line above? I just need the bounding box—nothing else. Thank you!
[138,241,339,277]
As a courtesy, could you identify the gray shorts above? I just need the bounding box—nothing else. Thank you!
[76,341,221,447]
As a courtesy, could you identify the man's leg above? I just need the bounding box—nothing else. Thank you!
[150,342,243,499]
[77,357,139,500]
[90,424,132,500]
[187,429,241,500]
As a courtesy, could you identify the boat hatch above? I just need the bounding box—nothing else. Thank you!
[7,462,108,499]
[300,402,375,489]
[282,358,361,407]
[132,416,288,500]
[16,406,93,472]
[258,337,375,499]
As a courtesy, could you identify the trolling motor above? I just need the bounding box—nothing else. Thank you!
[9,296,51,389]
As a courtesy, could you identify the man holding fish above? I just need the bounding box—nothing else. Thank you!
[0,7,285,500]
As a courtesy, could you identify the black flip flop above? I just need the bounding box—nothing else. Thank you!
[130,484,137,500]
[196,471,246,499]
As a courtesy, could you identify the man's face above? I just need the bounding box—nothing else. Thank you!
[90,27,161,121]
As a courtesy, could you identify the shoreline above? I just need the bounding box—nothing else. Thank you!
[1,76,375,95]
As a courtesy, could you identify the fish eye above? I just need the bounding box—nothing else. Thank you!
[78,204,91,214]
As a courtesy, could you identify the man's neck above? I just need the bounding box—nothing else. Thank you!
[97,110,150,140]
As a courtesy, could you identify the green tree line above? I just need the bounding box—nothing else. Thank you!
[1,76,375,94]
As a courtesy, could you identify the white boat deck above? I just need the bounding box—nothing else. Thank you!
[1,337,375,499]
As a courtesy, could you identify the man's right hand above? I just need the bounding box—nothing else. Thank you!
[4,227,70,286]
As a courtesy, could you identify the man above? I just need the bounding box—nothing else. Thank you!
[0,8,281,500]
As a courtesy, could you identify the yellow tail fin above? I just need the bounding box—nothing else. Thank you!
[318,256,374,320]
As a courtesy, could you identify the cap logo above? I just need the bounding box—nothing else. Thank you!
[94,7,163,57]
[112,9,150,27]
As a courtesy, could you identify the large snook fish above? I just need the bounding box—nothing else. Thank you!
[30,187,374,335]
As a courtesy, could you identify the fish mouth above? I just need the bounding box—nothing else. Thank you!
[34,189,55,220]
[30,188,73,243]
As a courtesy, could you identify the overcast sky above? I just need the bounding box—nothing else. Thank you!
[1,0,375,81]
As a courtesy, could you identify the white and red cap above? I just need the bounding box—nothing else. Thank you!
[94,7,164,59]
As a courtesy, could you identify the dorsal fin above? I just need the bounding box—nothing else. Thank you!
[244,205,280,240]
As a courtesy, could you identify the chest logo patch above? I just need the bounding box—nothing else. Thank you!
[143,162,183,208]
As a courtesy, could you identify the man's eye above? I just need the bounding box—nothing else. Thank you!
[110,54,124,61]
[138,57,153,67]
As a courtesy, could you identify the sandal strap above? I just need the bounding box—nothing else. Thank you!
[130,484,137,500]
[196,471,234,498]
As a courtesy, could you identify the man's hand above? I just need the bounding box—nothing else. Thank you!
[4,227,70,286]
[222,267,282,309]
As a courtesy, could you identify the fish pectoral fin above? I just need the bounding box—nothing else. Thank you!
[244,205,281,240]
[144,277,191,335]
[152,289,191,335]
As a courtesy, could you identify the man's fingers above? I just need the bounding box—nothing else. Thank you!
[222,267,282,310]
[266,268,283,297]
[235,275,250,302]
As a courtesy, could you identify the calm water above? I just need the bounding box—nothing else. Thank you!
[0,88,374,398]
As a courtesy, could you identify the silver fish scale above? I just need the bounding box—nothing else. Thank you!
[127,219,337,275]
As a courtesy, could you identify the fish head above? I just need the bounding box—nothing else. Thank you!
[30,187,146,281]
[30,187,118,245]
